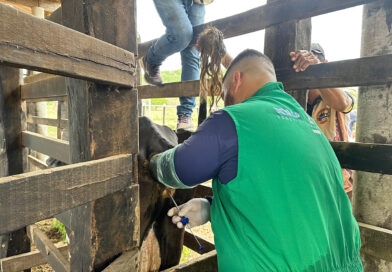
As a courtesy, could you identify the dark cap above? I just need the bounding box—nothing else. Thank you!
[311,43,325,61]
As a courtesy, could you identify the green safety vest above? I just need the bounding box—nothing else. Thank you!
[211,82,362,272]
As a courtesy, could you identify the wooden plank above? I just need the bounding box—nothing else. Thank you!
[0,244,68,272]
[27,116,68,129]
[0,0,60,11]
[60,1,140,270]
[28,155,48,170]
[102,248,139,272]
[264,0,310,109]
[280,54,392,91]
[331,142,392,174]
[183,230,215,254]
[23,73,56,84]
[359,223,392,262]
[21,76,66,100]
[0,64,30,262]
[162,250,217,272]
[0,3,135,86]
[138,55,392,99]
[139,0,378,57]
[27,225,70,272]
[21,131,70,164]
[0,154,133,234]
[139,81,199,99]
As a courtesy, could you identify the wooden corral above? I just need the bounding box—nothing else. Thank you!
[0,0,391,271]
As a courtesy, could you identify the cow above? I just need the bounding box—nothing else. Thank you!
[138,116,194,271]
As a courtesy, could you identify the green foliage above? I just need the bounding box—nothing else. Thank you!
[151,98,168,105]
[52,219,67,242]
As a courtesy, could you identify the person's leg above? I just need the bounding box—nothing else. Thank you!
[146,0,194,67]
[177,1,205,130]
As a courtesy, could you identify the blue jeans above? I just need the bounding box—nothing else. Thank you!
[147,0,205,118]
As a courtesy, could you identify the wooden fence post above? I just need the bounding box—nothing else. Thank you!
[56,1,140,271]
[0,67,30,269]
[264,0,311,108]
[354,1,392,270]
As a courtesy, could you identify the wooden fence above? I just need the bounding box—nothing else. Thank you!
[0,0,391,271]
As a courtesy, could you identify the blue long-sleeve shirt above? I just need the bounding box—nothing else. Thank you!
[174,110,238,186]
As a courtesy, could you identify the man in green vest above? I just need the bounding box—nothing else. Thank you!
[150,49,362,271]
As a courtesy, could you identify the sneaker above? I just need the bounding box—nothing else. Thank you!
[142,56,163,86]
[177,115,194,132]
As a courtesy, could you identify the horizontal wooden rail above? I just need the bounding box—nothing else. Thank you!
[331,142,392,175]
[138,80,199,99]
[28,155,49,170]
[22,131,71,164]
[22,76,67,101]
[24,73,57,84]
[138,54,392,99]
[0,244,68,272]
[359,222,392,262]
[184,230,215,254]
[162,250,218,272]
[0,3,135,86]
[278,54,392,90]
[0,154,133,234]
[27,225,70,272]
[139,0,378,57]
[27,116,68,129]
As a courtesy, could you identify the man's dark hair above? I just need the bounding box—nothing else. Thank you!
[222,49,274,82]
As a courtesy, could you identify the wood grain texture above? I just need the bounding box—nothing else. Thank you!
[0,3,135,86]
[21,131,70,164]
[138,81,199,99]
[101,248,139,272]
[139,0,378,57]
[162,250,217,272]
[27,116,68,129]
[27,225,70,272]
[0,154,133,234]
[264,0,311,109]
[21,76,66,100]
[0,0,60,11]
[359,222,392,262]
[0,244,68,272]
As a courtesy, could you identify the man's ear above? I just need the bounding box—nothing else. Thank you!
[232,71,242,94]
[323,59,328,63]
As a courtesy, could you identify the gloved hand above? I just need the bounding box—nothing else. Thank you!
[167,198,211,228]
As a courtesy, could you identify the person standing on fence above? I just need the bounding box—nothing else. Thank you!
[290,43,355,199]
[149,49,362,272]
[142,0,214,132]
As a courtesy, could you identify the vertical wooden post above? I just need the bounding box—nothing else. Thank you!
[58,1,140,271]
[354,1,392,271]
[0,67,30,269]
[264,0,311,108]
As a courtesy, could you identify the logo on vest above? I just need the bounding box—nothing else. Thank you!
[274,107,301,120]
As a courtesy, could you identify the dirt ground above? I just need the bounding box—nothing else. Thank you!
[31,219,66,272]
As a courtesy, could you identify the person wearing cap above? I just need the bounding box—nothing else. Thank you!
[149,49,362,272]
[290,43,355,198]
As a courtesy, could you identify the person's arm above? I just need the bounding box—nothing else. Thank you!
[150,110,238,189]
[290,50,353,112]
[221,53,233,69]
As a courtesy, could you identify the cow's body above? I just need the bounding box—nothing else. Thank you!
[138,117,194,271]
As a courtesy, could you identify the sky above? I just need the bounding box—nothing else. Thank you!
[137,1,363,71]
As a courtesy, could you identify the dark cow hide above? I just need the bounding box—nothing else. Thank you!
[138,117,194,271]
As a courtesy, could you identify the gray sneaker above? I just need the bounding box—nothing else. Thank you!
[177,115,194,132]
[142,56,163,86]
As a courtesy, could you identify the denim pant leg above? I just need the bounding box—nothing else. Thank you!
[147,0,194,67]
[177,2,205,118]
